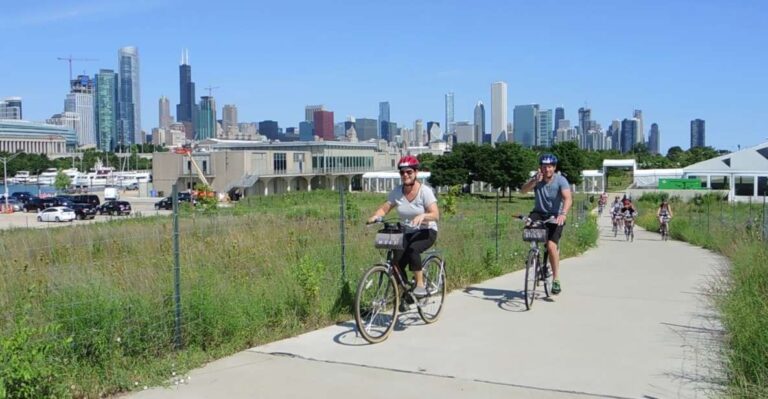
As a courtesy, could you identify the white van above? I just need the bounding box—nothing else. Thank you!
[104,187,119,201]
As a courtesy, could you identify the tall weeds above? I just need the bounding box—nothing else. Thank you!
[0,191,597,397]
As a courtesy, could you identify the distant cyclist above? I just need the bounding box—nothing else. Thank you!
[657,200,673,227]
[620,198,638,217]
[521,153,572,295]
[367,155,439,298]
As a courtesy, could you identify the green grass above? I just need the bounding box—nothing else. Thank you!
[0,190,597,398]
[635,195,768,398]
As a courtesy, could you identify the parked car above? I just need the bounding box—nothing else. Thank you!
[97,200,132,216]
[23,197,58,212]
[10,191,33,204]
[70,203,97,220]
[154,193,195,210]
[71,194,101,207]
[1,198,24,212]
[37,206,76,222]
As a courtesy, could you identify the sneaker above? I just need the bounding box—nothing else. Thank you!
[413,286,428,297]
[551,280,562,295]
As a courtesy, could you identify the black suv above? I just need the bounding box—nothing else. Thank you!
[23,197,57,212]
[10,192,33,204]
[154,193,195,210]
[70,203,97,220]
[71,194,100,207]
[97,200,132,216]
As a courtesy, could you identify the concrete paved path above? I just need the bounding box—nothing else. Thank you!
[129,212,726,399]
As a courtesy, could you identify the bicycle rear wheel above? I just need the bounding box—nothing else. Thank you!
[541,256,551,298]
[524,250,538,310]
[417,255,446,323]
[354,264,398,343]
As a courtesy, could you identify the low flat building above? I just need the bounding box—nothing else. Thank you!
[152,139,401,197]
[0,120,76,154]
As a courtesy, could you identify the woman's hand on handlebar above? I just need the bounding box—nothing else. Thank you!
[367,215,383,225]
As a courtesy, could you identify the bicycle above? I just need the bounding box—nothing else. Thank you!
[612,212,622,237]
[660,215,671,241]
[515,215,557,310]
[354,218,446,343]
[623,211,635,242]
[597,202,605,216]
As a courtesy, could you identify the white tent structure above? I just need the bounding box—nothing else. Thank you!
[362,171,431,193]
[683,141,768,202]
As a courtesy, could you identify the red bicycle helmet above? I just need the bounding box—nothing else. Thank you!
[397,155,420,170]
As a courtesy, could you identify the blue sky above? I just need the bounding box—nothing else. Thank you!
[1,0,766,153]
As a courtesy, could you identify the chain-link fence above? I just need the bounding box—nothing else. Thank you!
[0,186,594,396]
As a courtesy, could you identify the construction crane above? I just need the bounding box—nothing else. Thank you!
[174,147,211,188]
[57,55,98,82]
[204,86,220,97]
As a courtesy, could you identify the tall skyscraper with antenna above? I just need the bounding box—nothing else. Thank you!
[176,49,197,139]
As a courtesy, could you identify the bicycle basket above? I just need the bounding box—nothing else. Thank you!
[374,226,405,249]
[522,227,548,242]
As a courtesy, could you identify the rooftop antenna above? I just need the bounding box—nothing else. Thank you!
[204,86,220,97]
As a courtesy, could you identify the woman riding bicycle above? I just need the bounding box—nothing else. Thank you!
[657,200,673,224]
[367,155,439,297]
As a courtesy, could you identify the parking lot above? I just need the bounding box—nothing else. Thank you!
[0,195,172,230]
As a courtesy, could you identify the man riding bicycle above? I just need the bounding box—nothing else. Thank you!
[367,155,440,298]
[521,153,572,295]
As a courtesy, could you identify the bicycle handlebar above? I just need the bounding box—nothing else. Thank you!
[514,214,558,227]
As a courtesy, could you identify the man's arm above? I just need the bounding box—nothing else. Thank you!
[521,172,542,194]
[557,185,572,225]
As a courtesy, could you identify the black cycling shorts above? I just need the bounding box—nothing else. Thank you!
[528,212,565,244]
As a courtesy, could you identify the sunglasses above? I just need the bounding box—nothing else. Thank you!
[399,169,415,176]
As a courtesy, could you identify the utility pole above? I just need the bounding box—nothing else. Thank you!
[57,55,98,82]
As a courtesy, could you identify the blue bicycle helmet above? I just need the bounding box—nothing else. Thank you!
[539,153,558,165]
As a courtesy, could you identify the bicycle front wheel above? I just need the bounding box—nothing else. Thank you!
[354,265,398,344]
[417,255,446,324]
[524,250,538,310]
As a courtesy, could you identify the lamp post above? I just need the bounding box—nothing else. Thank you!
[1,152,21,212]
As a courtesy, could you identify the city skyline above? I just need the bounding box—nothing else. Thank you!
[1,0,766,153]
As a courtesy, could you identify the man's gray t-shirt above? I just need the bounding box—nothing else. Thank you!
[533,174,570,215]
[387,184,438,232]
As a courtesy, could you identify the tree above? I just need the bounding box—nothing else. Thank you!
[550,141,585,186]
[416,153,436,172]
[54,170,70,192]
[427,152,468,188]
[496,143,537,193]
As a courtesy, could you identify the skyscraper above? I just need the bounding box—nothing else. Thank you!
[0,97,22,119]
[196,96,216,140]
[117,46,141,145]
[554,107,565,133]
[690,119,705,148]
[95,69,118,151]
[305,105,324,123]
[426,121,441,143]
[222,104,238,137]
[378,101,390,141]
[473,101,485,145]
[620,118,638,153]
[607,120,621,151]
[176,49,196,140]
[633,109,644,145]
[648,123,660,154]
[445,92,454,137]
[355,118,378,141]
[259,120,279,140]
[513,104,539,148]
[314,110,334,141]
[578,107,592,135]
[65,76,95,146]
[538,109,553,147]
[491,82,508,143]
[158,96,172,130]
[299,121,314,141]
[414,119,424,146]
